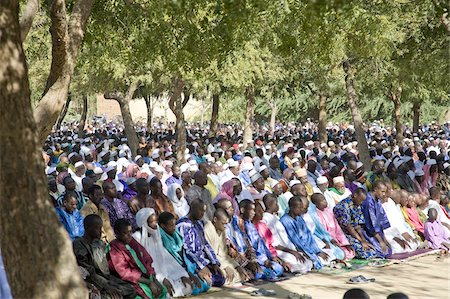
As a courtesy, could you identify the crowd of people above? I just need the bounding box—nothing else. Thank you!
[2,118,450,299]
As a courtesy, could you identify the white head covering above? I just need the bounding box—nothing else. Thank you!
[333,176,345,184]
[289,179,301,188]
[135,208,156,228]
[270,179,279,189]
[316,176,328,185]
[167,183,190,218]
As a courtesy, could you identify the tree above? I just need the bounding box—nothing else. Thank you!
[209,93,220,137]
[0,1,86,297]
[168,76,187,163]
[54,93,72,131]
[78,94,88,137]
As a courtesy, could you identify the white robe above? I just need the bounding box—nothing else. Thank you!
[303,213,336,265]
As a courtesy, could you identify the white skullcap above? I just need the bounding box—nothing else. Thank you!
[426,159,437,166]
[443,162,450,169]
[259,165,268,172]
[228,160,239,167]
[180,163,190,173]
[242,163,253,171]
[316,176,328,185]
[149,161,158,168]
[68,152,76,159]
[270,180,279,189]
[284,191,294,201]
[189,165,199,172]
[289,179,301,188]
[291,158,299,164]
[295,168,307,177]
[154,165,164,173]
[189,160,198,166]
[93,167,103,174]
[415,169,424,176]
[134,155,142,162]
[333,176,345,184]
[328,141,335,147]
[107,161,117,168]
[74,161,84,168]
[320,143,327,148]
[98,151,109,158]
[46,167,57,175]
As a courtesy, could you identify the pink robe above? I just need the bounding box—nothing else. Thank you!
[424,220,450,249]
[406,207,425,234]
[316,207,355,259]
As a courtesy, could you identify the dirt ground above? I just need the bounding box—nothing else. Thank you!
[196,254,450,299]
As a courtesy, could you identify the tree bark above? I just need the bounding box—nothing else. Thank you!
[33,0,95,144]
[342,59,371,172]
[78,94,88,137]
[412,101,421,133]
[104,82,140,158]
[243,86,255,149]
[19,0,40,42]
[0,1,87,298]
[209,93,220,137]
[318,94,328,143]
[55,93,72,130]
[388,86,403,145]
[168,76,186,163]
[269,99,277,137]
[145,96,155,134]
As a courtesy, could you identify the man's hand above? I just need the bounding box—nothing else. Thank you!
[291,251,306,263]
[188,272,202,289]
[224,266,235,283]
[128,199,140,214]
[264,259,272,268]
[211,264,221,275]
[318,251,329,261]
[247,261,263,274]
[162,278,174,296]
[380,241,389,253]
[272,256,283,265]
[181,276,193,288]
[149,280,163,298]
[282,261,292,272]
[198,267,212,285]
[361,241,373,251]
[236,266,251,282]
[331,239,340,247]
[104,285,121,299]
[324,242,331,249]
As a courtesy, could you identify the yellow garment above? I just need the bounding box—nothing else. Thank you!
[305,182,314,197]
[80,200,115,243]
[205,177,219,200]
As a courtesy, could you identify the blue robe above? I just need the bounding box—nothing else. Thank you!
[55,207,84,240]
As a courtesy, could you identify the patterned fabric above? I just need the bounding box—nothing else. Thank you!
[57,190,86,210]
[100,197,137,231]
[226,215,248,253]
[244,220,273,264]
[55,207,84,240]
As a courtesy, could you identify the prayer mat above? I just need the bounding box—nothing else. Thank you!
[389,248,439,260]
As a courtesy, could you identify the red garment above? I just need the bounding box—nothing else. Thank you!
[406,207,425,234]
[107,238,155,299]
[254,221,277,257]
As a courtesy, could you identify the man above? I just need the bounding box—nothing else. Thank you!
[56,192,85,240]
[269,156,282,180]
[71,161,87,192]
[176,199,225,287]
[311,193,355,259]
[280,196,331,269]
[107,219,167,299]
[295,168,313,196]
[48,177,59,207]
[366,160,387,191]
[271,180,289,216]
[361,181,392,257]
[239,200,284,280]
[425,187,450,233]
[262,194,313,273]
[313,176,336,209]
[80,184,115,243]
[199,163,219,200]
[100,182,137,230]
[73,215,136,298]
[396,161,418,193]
[306,160,320,187]
[204,208,250,284]
[334,188,386,259]
[165,164,182,186]
[254,148,269,171]
[129,178,155,214]
[260,165,275,193]
[247,170,267,201]
[185,171,215,221]
[328,176,352,207]
[57,176,86,209]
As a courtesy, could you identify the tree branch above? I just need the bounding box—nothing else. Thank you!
[19,0,40,42]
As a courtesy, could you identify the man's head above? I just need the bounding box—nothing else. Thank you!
[253,200,265,223]
[252,177,265,192]
[232,178,243,196]
[372,180,387,201]
[429,186,441,201]
[311,193,328,211]
[263,194,279,214]
[193,171,208,187]
[351,188,367,206]
[372,160,385,175]
[136,178,150,195]
[63,176,76,191]
[239,199,256,221]
[428,208,438,223]
[269,156,280,169]
[317,176,329,193]
[181,171,192,185]
[199,163,211,175]
[82,177,94,194]
[256,148,263,158]
[307,160,317,172]
[291,183,307,198]
[172,165,181,178]
[212,208,230,232]
[102,181,117,199]
[343,288,370,299]
[343,169,356,182]
[158,212,177,235]
[260,167,270,180]
[87,184,103,205]
[288,196,307,217]
[62,192,78,213]
[84,214,103,240]
[189,198,206,221]
[271,182,283,196]
[114,219,133,244]
[48,177,57,192]
[387,293,409,299]
[149,177,163,195]
[216,198,234,217]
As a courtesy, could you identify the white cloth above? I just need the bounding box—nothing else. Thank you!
[262,212,313,273]
[313,188,337,209]
[302,213,336,265]
[133,208,191,297]
[167,183,190,219]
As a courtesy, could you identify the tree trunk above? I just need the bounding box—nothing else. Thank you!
[19,0,40,42]
[78,94,88,137]
[389,86,403,144]
[168,76,186,163]
[104,82,140,158]
[243,86,255,149]
[209,93,219,137]
[145,96,154,134]
[318,94,328,143]
[442,12,450,34]
[33,0,95,144]
[269,99,277,137]
[342,59,371,172]
[0,2,87,298]
[412,101,421,133]
[55,93,72,130]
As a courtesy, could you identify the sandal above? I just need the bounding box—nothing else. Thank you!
[347,275,376,284]
[250,288,277,296]
[288,292,313,299]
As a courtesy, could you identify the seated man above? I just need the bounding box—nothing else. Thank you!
[262,194,313,274]
[57,176,86,209]
[176,199,225,287]
[56,192,84,240]
[382,185,420,253]
[73,215,136,299]
[361,181,392,257]
[311,193,355,260]
[240,200,284,280]
[215,198,264,280]
[424,208,450,250]
[280,196,331,269]
[334,188,386,259]
[159,212,209,296]
[80,184,115,243]
[107,219,167,299]
[400,191,425,239]
[100,182,137,231]
[204,208,251,285]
